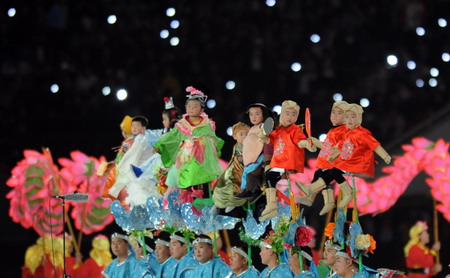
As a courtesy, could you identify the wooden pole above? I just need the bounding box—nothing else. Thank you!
[432,199,440,264]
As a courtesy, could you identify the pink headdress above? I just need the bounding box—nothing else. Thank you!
[186,86,208,107]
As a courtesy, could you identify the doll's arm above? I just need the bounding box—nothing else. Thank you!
[327,144,340,163]
[374,146,391,164]
[258,128,270,144]
[310,137,323,149]
[298,139,317,152]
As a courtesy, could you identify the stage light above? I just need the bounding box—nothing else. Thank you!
[170,20,180,29]
[226,127,233,136]
[333,93,343,101]
[206,99,216,109]
[160,30,169,39]
[166,7,176,17]
[360,98,370,108]
[50,84,59,94]
[429,78,438,87]
[430,68,439,77]
[416,27,425,36]
[116,89,128,101]
[319,133,327,141]
[266,0,276,7]
[226,81,235,90]
[310,34,321,43]
[272,105,282,115]
[407,61,416,70]
[102,86,111,96]
[8,8,16,17]
[107,15,117,24]
[387,55,398,67]
[291,62,302,72]
[170,37,179,46]
[438,18,447,27]
[416,79,424,88]
[442,52,450,62]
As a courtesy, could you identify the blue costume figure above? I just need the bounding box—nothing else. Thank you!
[170,232,199,278]
[191,235,230,278]
[102,233,142,278]
[156,256,178,278]
[259,240,294,278]
[226,246,260,278]
[259,263,292,278]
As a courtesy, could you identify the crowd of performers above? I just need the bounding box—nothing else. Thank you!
[22,85,443,277]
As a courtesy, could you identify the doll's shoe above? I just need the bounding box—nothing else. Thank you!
[131,164,143,178]
[225,206,235,213]
[262,117,274,135]
[295,192,318,206]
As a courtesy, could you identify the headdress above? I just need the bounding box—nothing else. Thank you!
[120,115,133,135]
[186,86,208,107]
[164,96,175,110]
[346,103,364,126]
[332,101,349,112]
[111,232,129,243]
[231,246,249,261]
[404,221,428,256]
[280,100,300,126]
[193,237,213,246]
[232,122,250,136]
[90,234,113,267]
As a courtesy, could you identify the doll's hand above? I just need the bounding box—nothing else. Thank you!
[432,241,441,252]
[327,145,340,162]
[258,128,269,144]
[298,140,317,152]
[433,263,442,274]
[310,137,323,149]
[384,155,392,165]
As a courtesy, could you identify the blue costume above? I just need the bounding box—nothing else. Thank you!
[225,266,260,278]
[259,263,294,278]
[140,253,159,278]
[191,257,230,278]
[173,253,199,278]
[102,253,141,278]
[156,257,178,278]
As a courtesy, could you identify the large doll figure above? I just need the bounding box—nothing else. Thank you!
[260,100,316,221]
[154,85,224,189]
[404,221,442,278]
[297,103,391,210]
[296,101,349,215]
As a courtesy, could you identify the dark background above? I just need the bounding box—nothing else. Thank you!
[1,0,449,277]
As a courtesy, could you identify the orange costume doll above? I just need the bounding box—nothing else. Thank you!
[404,221,442,278]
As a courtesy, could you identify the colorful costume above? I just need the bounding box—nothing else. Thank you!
[155,112,224,188]
[315,125,347,170]
[225,267,260,278]
[173,253,199,278]
[191,257,231,278]
[259,263,293,278]
[102,253,141,278]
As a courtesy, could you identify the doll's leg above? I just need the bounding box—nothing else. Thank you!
[259,171,281,221]
[296,169,332,197]
[329,168,352,208]
[295,169,325,206]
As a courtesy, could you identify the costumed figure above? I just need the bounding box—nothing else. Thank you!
[170,231,199,278]
[153,231,178,278]
[235,103,274,203]
[259,100,316,221]
[102,233,141,278]
[288,247,317,278]
[404,221,442,278]
[296,101,349,215]
[154,85,224,200]
[75,234,113,278]
[213,122,250,213]
[191,234,231,278]
[226,246,260,278]
[297,104,391,212]
[134,232,158,278]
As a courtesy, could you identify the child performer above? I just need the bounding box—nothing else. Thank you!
[260,100,316,221]
[154,85,224,191]
[213,122,250,213]
[296,101,349,215]
[297,104,391,210]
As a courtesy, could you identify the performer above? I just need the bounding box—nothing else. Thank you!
[226,246,260,278]
[154,85,224,190]
[75,234,113,278]
[258,241,293,278]
[102,233,141,278]
[404,221,442,278]
[213,122,250,213]
[287,247,315,278]
[259,100,316,221]
[296,101,348,215]
[297,104,391,210]
[170,231,198,278]
[191,234,231,278]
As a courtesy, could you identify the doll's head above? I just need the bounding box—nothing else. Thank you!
[280,100,300,126]
[162,97,181,129]
[185,85,207,118]
[243,103,272,126]
[344,104,363,129]
[232,122,250,145]
[330,101,348,126]
[120,115,133,138]
[131,116,148,135]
